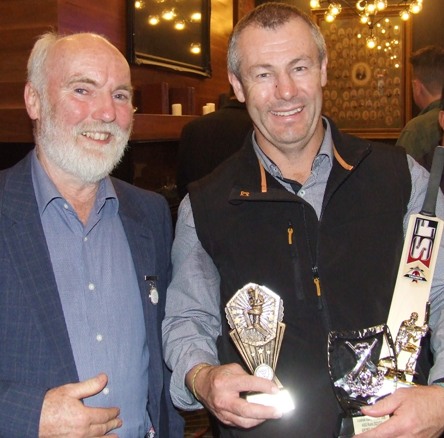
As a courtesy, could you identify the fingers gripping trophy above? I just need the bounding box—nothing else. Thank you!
[225,283,294,412]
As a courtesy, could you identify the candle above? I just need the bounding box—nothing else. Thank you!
[171,103,182,116]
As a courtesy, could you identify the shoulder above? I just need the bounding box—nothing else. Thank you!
[112,177,170,215]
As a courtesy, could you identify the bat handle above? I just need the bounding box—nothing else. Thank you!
[421,146,444,217]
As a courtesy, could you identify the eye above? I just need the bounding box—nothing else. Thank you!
[74,88,89,95]
[113,92,131,102]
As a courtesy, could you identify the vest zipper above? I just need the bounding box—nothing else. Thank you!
[288,221,304,300]
[312,266,323,310]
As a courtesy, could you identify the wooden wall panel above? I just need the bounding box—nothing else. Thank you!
[0,0,254,142]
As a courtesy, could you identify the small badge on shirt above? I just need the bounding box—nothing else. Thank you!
[145,275,159,305]
[145,427,156,438]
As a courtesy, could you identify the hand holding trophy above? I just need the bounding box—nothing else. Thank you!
[225,283,295,413]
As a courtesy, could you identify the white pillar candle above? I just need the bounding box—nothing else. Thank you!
[171,103,182,116]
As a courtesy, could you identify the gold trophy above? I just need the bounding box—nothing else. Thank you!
[225,283,294,413]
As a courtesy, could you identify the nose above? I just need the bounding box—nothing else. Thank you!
[274,73,298,101]
[92,93,117,123]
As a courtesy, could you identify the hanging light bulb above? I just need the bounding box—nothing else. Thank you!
[328,2,342,16]
[356,0,366,12]
[190,43,201,55]
[324,10,336,23]
[399,8,410,21]
[366,34,377,49]
[174,20,185,30]
[375,0,387,11]
[190,12,201,22]
[148,15,160,25]
[310,0,321,8]
[162,9,175,20]
[409,1,423,14]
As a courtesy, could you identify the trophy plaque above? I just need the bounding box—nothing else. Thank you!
[225,283,294,413]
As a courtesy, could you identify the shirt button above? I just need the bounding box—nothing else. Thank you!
[96,334,103,342]
[299,189,306,197]
[103,387,110,395]
[88,283,95,291]
[63,203,69,209]
[84,236,88,242]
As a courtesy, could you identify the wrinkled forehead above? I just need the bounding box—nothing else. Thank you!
[46,35,131,84]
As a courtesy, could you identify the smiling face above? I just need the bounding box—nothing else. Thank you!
[229,17,327,162]
[25,34,134,184]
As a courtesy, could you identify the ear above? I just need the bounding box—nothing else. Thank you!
[228,72,246,103]
[320,56,329,87]
[24,82,41,120]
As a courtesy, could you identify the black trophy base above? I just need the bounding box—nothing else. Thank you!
[337,414,390,437]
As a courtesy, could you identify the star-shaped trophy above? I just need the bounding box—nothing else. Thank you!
[225,283,294,413]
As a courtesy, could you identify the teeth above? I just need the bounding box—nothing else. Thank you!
[82,131,110,141]
[272,107,303,117]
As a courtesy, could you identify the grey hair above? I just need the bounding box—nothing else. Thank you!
[227,2,327,80]
[27,31,59,95]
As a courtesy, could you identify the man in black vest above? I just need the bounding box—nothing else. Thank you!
[163,3,444,437]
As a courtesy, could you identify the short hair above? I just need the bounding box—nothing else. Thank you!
[27,31,59,95]
[227,2,327,80]
[410,45,444,95]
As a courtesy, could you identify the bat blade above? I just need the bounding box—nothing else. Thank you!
[379,146,444,375]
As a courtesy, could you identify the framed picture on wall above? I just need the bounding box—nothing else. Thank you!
[313,6,412,139]
[127,0,212,77]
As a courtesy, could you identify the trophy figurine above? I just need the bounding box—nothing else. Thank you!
[225,283,294,413]
[329,304,431,437]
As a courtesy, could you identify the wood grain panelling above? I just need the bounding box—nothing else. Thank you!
[0,0,245,142]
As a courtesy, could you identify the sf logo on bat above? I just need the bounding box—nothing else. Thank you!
[404,218,439,282]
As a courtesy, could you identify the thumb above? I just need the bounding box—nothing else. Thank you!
[68,373,109,400]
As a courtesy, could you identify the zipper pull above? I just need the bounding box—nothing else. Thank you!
[288,222,294,245]
[312,266,323,309]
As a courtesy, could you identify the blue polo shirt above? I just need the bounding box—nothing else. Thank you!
[31,150,151,437]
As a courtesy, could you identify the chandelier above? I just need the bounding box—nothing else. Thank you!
[309,1,424,48]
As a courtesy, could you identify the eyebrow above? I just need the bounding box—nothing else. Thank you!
[67,76,133,94]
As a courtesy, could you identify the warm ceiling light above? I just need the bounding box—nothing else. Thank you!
[190,43,201,54]
[148,15,160,25]
[134,0,144,9]
[375,0,387,11]
[174,20,185,30]
[324,11,336,22]
[162,9,175,20]
[366,35,377,49]
[190,12,202,22]
[410,1,423,13]
[400,9,410,20]
[310,0,321,7]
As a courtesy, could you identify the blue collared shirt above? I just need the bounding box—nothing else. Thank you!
[31,151,151,437]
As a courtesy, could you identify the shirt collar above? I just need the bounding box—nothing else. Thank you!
[252,116,335,181]
[31,149,119,217]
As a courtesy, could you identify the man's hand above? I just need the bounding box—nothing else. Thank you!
[39,373,122,438]
[186,363,282,429]
[358,385,444,437]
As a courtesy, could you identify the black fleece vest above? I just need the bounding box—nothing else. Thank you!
[189,125,411,437]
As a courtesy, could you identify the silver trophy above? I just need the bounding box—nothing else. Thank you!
[329,305,430,437]
[225,283,294,413]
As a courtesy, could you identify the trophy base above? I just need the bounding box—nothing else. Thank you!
[246,388,295,413]
[337,414,390,437]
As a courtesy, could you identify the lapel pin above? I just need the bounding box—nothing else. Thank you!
[144,275,159,305]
